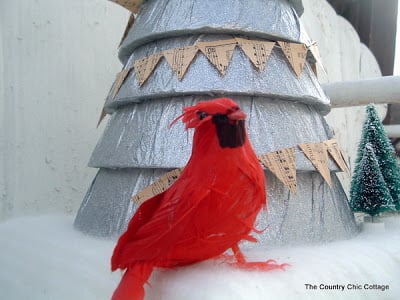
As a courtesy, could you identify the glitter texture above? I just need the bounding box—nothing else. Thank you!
[90,96,335,170]
[107,38,330,115]
[118,0,304,63]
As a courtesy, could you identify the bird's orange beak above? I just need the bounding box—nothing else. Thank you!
[228,109,247,121]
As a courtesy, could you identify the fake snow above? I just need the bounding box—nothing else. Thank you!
[0,215,399,300]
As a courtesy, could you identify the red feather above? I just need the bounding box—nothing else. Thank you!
[111,98,285,300]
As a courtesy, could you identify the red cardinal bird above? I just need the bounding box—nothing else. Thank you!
[111,98,285,300]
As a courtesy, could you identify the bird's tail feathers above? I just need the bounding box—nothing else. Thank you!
[111,263,153,300]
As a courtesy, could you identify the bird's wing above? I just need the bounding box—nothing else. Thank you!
[111,190,166,271]
[112,173,211,268]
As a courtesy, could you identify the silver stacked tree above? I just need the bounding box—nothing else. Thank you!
[74,0,358,247]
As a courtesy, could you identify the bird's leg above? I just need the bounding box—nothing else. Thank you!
[232,244,246,264]
[230,244,289,271]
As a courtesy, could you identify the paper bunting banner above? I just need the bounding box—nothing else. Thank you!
[128,38,322,86]
[236,38,275,72]
[132,168,183,204]
[298,25,326,76]
[306,40,327,76]
[324,139,350,176]
[132,139,347,203]
[163,47,199,80]
[258,148,297,193]
[111,67,133,99]
[101,37,323,124]
[278,41,307,76]
[111,0,143,13]
[134,53,163,86]
[197,39,237,76]
[298,142,332,187]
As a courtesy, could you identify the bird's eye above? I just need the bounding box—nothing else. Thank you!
[198,111,208,120]
[227,106,239,114]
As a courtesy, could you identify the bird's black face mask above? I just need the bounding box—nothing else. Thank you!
[212,114,246,148]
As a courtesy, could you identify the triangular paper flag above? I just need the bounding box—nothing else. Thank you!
[198,39,237,76]
[236,38,274,72]
[299,142,332,187]
[258,148,297,194]
[132,168,183,204]
[306,41,327,76]
[324,139,350,176]
[297,21,327,77]
[111,67,132,99]
[311,63,318,77]
[134,53,163,86]
[119,13,135,47]
[278,41,307,76]
[109,72,121,99]
[96,107,107,128]
[112,0,143,13]
[163,46,199,80]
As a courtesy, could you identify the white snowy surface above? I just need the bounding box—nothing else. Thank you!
[0,215,399,300]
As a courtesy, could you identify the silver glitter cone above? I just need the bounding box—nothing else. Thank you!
[74,168,357,244]
[74,0,358,244]
[108,35,330,115]
[90,96,335,170]
[119,0,304,63]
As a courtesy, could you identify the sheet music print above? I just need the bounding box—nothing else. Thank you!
[131,139,347,203]
[299,143,332,187]
[163,47,199,80]
[198,40,237,76]
[259,148,297,194]
[132,168,183,204]
[134,57,149,86]
[278,41,307,76]
[134,53,162,86]
[324,139,350,176]
[236,38,274,72]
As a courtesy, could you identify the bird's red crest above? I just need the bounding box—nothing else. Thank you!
[170,98,242,129]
